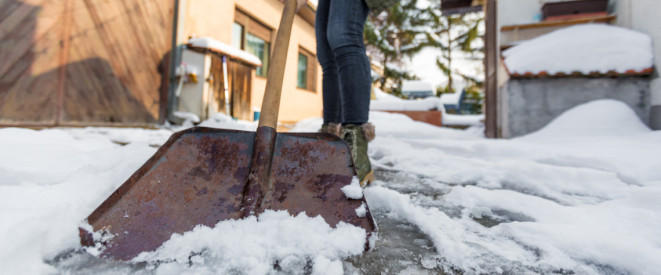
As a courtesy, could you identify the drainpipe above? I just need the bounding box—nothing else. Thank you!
[167,0,187,124]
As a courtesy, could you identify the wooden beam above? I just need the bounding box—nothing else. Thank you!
[484,0,498,138]
[501,14,616,31]
[56,0,73,126]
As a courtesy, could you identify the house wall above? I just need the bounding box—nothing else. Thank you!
[498,0,590,28]
[179,0,323,123]
[497,0,544,28]
[0,0,174,127]
[503,77,651,137]
[613,0,661,129]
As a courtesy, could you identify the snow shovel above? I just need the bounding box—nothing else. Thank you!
[79,0,376,261]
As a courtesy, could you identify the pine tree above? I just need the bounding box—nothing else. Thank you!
[364,0,430,94]
[425,6,484,96]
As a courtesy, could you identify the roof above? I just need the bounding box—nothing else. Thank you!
[187,37,262,67]
[503,24,654,78]
[402,81,433,92]
[440,91,462,105]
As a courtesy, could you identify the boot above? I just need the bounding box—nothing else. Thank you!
[319,122,342,137]
[341,124,374,186]
[361,122,375,142]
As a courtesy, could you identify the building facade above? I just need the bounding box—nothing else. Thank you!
[494,0,660,137]
[0,0,321,127]
[176,0,323,124]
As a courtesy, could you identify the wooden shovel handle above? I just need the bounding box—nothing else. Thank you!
[258,0,297,129]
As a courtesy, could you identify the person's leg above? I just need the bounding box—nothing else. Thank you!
[326,0,374,185]
[326,0,370,125]
[316,0,342,125]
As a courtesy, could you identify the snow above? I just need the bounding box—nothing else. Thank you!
[503,24,655,75]
[359,100,661,273]
[172,111,200,124]
[131,210,366,274]
[188,37,263,67]
[355,203,368,218]
[442,113,484,126]
[439,92,461,105]
[370,88,443,111]
[521,99,651,140]
[341,177,364,199]
[1,99,661,274]
[372,88,483,126]
[401,80,433,93]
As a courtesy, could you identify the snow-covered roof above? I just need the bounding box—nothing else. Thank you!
[440,91,462,105]
[187,37,262,67]
[371,88,443,111]
[503,24,654,78]
[402,81,433,92]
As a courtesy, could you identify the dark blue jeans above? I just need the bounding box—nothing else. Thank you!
[316,0,371,125]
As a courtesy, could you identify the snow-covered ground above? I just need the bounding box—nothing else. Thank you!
[1,100,660,274]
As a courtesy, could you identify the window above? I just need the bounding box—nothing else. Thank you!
[234,10,272,77]
[297,53,308,89]
[297,47,316,92]
[246,34,269,77]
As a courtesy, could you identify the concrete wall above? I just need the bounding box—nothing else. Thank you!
[613,0,661,129]
[497,0,543,28]
[502,77,651,138]
[178,0,323,123]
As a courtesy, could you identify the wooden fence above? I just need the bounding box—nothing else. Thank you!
[0,0,174,126]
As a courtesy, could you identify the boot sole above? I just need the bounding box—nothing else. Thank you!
[360,170,375,187]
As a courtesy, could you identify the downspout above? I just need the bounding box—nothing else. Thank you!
[167,0,187,124]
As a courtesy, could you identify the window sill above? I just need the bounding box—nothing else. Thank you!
[296,87,317,93]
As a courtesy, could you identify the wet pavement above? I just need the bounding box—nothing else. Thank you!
[344,169,455,275]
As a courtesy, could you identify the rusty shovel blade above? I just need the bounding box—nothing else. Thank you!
[80,126,376,261]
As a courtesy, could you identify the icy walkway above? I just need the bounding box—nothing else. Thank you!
[1,100,660,274]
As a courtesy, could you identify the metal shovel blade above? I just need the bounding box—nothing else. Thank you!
[80,127,376,261]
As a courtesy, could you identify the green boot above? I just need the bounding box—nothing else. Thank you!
[341,124,374,186]
[319,122,342,137]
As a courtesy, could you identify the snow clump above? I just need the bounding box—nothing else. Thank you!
[341,177,364,199]
[132,210,366,274]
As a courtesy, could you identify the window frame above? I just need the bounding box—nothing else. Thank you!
[297,46,317,92]
[234,9,272,77]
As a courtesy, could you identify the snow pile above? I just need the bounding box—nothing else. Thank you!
[503,24,654,75]
[443,113,484,126]
[370,88,443,111]
[440,92,461,105]
[0,128,160,274]
[188,37,263,66]
[443,185,661,274]
[132,210,366,274]
[359,101,661,273]
[521,99,650,139]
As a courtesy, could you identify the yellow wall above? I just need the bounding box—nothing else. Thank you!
[180,0,323,123]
